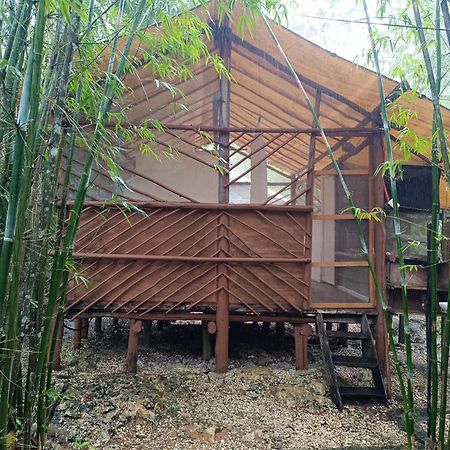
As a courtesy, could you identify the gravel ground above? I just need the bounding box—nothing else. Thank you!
[46,316,429,450]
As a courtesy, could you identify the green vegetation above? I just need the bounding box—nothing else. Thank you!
[0,0,283,447]
[0,0,449,449]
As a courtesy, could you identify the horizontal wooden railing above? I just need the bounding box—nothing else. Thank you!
[72,253,311,264]
[65,202,312,319]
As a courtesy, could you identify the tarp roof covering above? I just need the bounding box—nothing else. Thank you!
[115,2,449,160]
[88,2,450,206]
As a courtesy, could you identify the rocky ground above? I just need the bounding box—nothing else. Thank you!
[46,316,429,450]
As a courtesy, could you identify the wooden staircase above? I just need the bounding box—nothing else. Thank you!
[316,312,388,410]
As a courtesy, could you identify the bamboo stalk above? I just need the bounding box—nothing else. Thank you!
[362,3,416,446]
[439,282,450,448]
[428,2,442,441]
[411,2,449,445]
[34,0,146,441]
[0,0,47,444]
[441,0,450,48]
[36,8,84,442]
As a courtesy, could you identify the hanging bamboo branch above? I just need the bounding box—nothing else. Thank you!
[412,0,449,179]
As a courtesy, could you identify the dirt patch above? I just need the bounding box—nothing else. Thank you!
[46,317,427,449]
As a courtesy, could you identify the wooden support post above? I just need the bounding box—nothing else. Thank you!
[214,16,231,374]
[113,318,119,327]
[81,318,89,340]
[261,321,271,335]
[202,321,212,361]
[294,323,313,370]
[53,319,64,370]
[305,90,321,207]
[302,91,321,308]
[215,277,229,372]
[157,320,164,331]
[275,322,285,349]
[326,322,333,331]
[73,319,82,349]
[126,320,142,374]
[370,131,391,394]
[95,317,102,335]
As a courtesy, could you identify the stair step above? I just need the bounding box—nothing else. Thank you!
[332,355,378,368]
[326,331,370,340]
[320,313,377,324]
[339,387,386,398]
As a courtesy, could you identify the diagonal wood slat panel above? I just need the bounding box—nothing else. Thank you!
[66,203,312,318]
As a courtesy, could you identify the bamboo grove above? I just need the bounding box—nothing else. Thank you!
[368,1,450,448]
[0,0,286,448]
[0,0,449,448]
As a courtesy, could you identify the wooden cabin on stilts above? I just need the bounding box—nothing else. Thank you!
[56,3,450,408]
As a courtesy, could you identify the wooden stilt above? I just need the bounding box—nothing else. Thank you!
[202,321,212,361]
[275,322,285,349]
[144,320,153,344]
[294,323,313,370]
[126,320,142,374]
[73,319,82,349]
[53,319,64,370]
[261,321,271,335]
[81,318,89,339]
[213,11,231,375]
[157,320,164,331]
[113,318,119,327]
[326,322,333,331]
[95,317,102,335]
[215,289,229,373]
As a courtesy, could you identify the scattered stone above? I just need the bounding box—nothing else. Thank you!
[273,384,328,407]
[243,428,266,442]
[186,424,229,444]
[47,317,425,449]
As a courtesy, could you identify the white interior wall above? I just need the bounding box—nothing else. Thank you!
[126,149,219,203]
[250,134,267,203]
